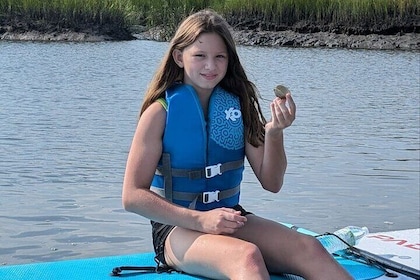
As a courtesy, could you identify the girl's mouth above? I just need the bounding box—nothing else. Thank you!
[201,73,217,80]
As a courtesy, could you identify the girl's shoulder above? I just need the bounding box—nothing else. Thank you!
[156,98,168,111]
[141,100,167,124]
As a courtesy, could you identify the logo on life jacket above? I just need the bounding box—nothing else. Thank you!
[225,107,241,121]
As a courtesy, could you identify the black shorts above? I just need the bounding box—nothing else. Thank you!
[151,204,252,266]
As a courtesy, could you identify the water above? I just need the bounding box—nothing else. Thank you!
[0,40,419,265]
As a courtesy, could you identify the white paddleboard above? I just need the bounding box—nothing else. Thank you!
[356,228,420,279]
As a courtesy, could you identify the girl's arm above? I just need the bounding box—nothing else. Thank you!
[246,94,296,193]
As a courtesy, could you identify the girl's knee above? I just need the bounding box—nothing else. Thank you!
[279,235,330,276]
[295,234,328,259]
[241,243,264,265]
[234,243,269,278]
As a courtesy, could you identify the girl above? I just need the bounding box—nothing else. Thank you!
[122,9,352,280]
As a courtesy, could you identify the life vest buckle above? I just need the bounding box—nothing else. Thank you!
[202,190,220,204]
[205,163,222,178]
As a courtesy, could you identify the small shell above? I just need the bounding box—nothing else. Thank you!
[273,85,290,98]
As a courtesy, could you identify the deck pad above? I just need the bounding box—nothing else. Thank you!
[0,251,385,280]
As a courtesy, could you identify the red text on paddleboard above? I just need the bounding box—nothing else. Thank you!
[367,234,420,250]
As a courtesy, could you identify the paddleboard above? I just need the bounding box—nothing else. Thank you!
[355,228,420,279]
[0,252,384,280]
[0,225,418,280]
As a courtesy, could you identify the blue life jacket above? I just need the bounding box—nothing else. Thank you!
[150,84,245,210]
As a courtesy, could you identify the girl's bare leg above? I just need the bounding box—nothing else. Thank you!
[233,215,353,280]
[164,226,270,280]
[164,215,352,280]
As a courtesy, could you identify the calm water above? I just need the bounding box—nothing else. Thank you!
[0,40,419,265]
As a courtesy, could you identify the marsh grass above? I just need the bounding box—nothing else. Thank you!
[129,0,211,38]
[1,0,136,29]
[213,0,418,29]
[131,0,418,38]
[1,0,418,38]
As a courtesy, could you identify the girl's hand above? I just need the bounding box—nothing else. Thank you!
[197,207,247,235]
[266,93,296,138]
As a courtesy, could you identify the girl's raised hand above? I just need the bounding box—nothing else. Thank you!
[266,93,296,137]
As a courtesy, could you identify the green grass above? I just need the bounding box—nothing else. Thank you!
[0,0,136,28]
[212,0,418,27]
[1,0,418,37]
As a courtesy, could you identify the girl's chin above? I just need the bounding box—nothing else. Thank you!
[185,79,221,91]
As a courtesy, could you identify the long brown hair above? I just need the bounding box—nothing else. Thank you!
[140,9,266,147]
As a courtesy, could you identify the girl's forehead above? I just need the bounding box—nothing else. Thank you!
[189,33,227,51]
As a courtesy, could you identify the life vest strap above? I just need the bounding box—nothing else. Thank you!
[161,153,173,202]
[155,159,244,179]
[150,185,240,204]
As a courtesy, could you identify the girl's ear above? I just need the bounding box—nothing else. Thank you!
[172,49,184,68]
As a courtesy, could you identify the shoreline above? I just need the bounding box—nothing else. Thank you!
[1,27,419,51]
[136,28,420,51]
[233,30,420,51]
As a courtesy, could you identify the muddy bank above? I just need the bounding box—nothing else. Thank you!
[0,30,112,42]
[233,30,420,50]
[136,27,420,51]
[1,21,419,50]
[226,16,419,50]
[0,19,135,42]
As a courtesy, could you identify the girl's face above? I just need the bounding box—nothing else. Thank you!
[173,32,228,96]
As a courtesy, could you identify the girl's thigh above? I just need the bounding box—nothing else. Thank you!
[232,214,318,273]
[164,216,350,280]
[164,226,267,279]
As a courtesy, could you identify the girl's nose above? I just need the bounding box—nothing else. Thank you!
[204,59,215,70]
